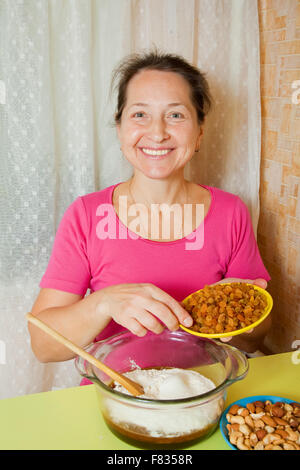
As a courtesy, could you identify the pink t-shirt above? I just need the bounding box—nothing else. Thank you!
[39,183,270,384]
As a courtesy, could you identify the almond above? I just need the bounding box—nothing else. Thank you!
[276,429,289,439]
[256,429,267,440]
[255,406,265,414]
[246,402,255,413]
[273,416,289,426]
[271,406,285,418]
[289,419,298,428]
[274,402,285,407]
[228,404,239,415]
[253,401,265,408]
[261,415,277,427]
[291,402,300,408]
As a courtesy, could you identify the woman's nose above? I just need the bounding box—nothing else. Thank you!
[147,118,169,142]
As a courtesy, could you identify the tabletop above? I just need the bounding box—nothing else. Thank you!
[0,351,299,450]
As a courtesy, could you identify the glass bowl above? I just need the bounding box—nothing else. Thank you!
[75,329,249,449]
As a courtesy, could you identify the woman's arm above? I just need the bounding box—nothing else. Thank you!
[28,283,193,363]
[28,288,111,363]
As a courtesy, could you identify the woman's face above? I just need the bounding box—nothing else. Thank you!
[117,69,204,179]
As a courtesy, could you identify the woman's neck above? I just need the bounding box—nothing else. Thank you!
[128,172,190,206]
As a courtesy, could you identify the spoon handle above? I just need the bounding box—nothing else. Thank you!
[26,312,144,396]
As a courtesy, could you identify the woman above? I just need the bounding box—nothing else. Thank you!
[28,51,271,370]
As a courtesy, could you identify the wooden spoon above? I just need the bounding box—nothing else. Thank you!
[26,313,144,397]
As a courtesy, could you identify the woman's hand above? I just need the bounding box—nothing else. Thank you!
[210,278,268,344]
[96,283,193,337]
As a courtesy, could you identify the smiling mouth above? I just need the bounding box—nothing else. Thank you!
[140,148,173,157]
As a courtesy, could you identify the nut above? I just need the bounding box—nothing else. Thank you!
[253,401,264,408]
[262,433,281,445]
[284,404,293,413]
[265,425,275,434]
[239,424,251,436]
[249,432,258,446]
[271,406,285,418]
[265,403,272,413]
[230,415,245,425]
[237,407,249,417]
[254,419,265,429]
[236,436,250,450]
[256,429,267,440]
[231,423,240,432]
[276,429,289,439]
[255,406,265,414]
[251,412,265,420]
[261,415,277,427]
[273,416,288,426]
[254,441,264,450]
[244,438,250,447]
[227,399,300,451]
[228,404,239,415]
[264,444,274,450]
[229,430,243,445]
[289,419,299,428]
[273,438,284,446]
[245,415,254,429]
[291,402,300,408]
[285,428,298,442]
[283,442,296,450]
[246,402,255,413]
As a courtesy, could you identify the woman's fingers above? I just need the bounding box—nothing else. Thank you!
[133,308,166,334]
[252,278,268,289]
[245,328,254,334]
[124,317,148,337]
[220,336,232,342]
[144,284,193,328]
[211,278,268,290]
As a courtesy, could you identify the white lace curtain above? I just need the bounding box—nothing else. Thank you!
[0,0,261,399]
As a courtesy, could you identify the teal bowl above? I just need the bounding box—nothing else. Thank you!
[220,395,296,450]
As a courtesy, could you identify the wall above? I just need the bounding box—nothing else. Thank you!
[257,0,300,352]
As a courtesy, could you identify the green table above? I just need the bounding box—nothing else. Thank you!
[0,352,299,450]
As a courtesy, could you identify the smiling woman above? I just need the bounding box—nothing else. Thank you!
[28,50,271,373]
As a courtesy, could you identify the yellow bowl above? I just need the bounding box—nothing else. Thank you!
[180,283,273,339]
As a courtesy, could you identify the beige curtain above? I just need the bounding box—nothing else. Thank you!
[0,0,261,399]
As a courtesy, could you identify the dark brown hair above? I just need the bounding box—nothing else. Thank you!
[111,50,213,125]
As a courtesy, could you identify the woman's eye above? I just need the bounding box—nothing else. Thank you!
[133,112,145,118]
[170,112,183,119]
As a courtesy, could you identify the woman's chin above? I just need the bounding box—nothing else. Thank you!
[138,167,176,180]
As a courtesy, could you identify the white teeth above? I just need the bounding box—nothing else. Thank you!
[142,148,170,156]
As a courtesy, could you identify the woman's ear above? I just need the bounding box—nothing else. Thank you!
[196,126,204,151]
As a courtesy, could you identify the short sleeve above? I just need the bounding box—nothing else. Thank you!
[39,197,91,295]
[225,198,271,282]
